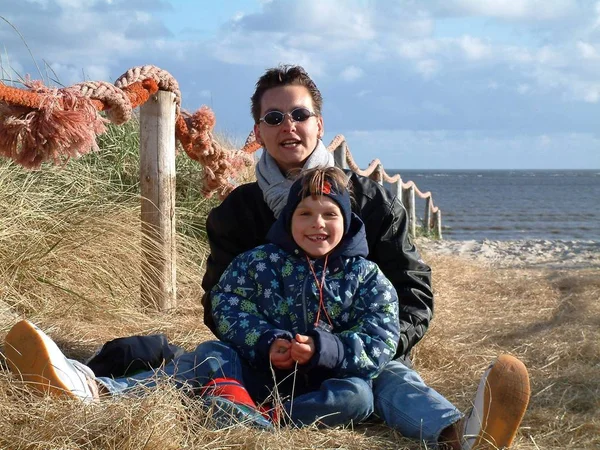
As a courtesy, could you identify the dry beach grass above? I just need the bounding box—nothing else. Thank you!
[0,130,598,448]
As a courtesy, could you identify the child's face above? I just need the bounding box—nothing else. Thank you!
[291,196,344,258]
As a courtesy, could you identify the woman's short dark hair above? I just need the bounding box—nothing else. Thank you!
[250,65,323,124]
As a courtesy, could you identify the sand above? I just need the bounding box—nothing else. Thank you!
[415,237,600,269]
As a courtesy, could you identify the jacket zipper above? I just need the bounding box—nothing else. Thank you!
[301,270,311,332]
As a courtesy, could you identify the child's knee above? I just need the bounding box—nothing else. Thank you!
[337,378,374,421]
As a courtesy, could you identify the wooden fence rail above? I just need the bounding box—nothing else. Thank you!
[328,137,442,239]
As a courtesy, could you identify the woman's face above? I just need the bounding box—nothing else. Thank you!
[254,85,324,174]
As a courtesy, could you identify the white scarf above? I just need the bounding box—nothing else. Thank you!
[256,140,334,217]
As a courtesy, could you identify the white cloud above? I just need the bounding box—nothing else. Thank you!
[396,39,440,60]
[421,101,450,116]
[208,30,324,75]
[438,0,577,21]
[458,35,492,60]
[416,59,440,78]
[56,0,96,8]
[535,46,563,66]
[538,134,551,147]
[134,11,153,23]
[340,66,364,82]
[49,62,109,85]
[581,86,600,103]
[577,41,599,59]
[233,0,375,41]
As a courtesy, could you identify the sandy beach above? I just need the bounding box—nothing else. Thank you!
[415,237,600,270]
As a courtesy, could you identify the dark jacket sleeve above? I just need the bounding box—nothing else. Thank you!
[201,183,275,334]
[349,172,434,360]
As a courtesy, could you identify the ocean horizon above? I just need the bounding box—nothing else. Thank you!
[386,169,600,242]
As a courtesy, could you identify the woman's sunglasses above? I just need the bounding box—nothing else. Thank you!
[259,107,317,126]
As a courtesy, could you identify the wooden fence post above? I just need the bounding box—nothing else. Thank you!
[372,163,384,185]
[434,210,443,239]
[403,185,416,238]
[392,178,403,204]
[333,141,348,170]
[374,164,383,186]
[424,197,432,234]
[139,90,177,310]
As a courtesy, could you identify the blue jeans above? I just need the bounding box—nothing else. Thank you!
[372,360,463,444]
[97,340,373,427]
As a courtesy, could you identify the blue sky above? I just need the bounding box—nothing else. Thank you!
[1,0,600,169]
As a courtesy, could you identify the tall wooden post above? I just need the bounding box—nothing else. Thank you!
[402,185,416,238]
[424,197,432,234]
[374,163,384,185]
[139,90,177,310]
[392,179,403,204]
[435,210,443,239]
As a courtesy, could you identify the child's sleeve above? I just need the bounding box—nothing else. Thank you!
[308,262,400,379]
[210,249,293,365]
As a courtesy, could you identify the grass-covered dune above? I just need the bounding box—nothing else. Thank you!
[0,121,598,449]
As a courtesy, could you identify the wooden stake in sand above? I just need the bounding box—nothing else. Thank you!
[140,90,177,310]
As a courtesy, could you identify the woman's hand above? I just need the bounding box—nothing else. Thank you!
[269,338,294,369]
[291,334,315,365]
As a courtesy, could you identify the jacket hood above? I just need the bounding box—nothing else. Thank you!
[266,210,369,261]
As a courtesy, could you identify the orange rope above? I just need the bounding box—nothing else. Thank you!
[0,79,157,113]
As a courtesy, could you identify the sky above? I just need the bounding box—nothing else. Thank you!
[1,0,600,170]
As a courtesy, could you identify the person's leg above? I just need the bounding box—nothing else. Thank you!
[372,359,462,443]
[282,377,373,427]
[100,340,244,395]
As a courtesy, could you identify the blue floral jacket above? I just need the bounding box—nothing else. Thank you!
[211,211,400,381]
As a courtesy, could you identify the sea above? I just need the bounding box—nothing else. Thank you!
[386,170,600,242]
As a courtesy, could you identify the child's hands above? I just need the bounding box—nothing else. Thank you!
[269,338,294,370]
[291,334,315,365]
